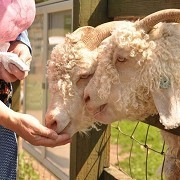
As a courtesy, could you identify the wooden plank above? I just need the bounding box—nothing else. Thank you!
[73,0,112,30]
[70,125,111,180]
[12,80,20,112]
[108,0,180,18]
[100,165,132,180]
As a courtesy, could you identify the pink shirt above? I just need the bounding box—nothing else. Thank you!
[0,0,36,43]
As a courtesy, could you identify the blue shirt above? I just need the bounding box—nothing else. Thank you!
[16,30,32,53]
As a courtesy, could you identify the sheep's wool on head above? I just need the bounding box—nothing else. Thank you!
[47,32,96,102]
[0,0,36,43]
[48,35,79,96]
[97,22,180,122]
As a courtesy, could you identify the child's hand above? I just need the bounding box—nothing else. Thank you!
[0,40,32,82]
[8,40,32,67]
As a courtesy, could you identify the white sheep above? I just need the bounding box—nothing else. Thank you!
[83,9,180,180]
[46,9,180,179]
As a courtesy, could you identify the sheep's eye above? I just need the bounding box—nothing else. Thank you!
[80,74,90,79]
[117,57,127,62]
[77,74,92,86]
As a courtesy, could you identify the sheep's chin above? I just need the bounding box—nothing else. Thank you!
[93,105,119,124]
[57,121,72,134]
[93,104,107,115]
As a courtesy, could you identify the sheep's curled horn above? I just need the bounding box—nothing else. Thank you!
[135,9,180,33]
[72,21,120,50]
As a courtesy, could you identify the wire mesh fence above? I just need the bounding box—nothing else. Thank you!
[110,120,179,180]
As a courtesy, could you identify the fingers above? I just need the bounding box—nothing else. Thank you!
[9,63,28,80]
[55,134,72,145]
[0,62,17,82]
[9,41,32,67]
[8,41,32,77]
[39,127,72,146]
[38,125,59,140]
[0,62,28,82]
[14,113,71,147]
[29,123,71,147]
[30,133,71,147]
[18,51,32,67]
[46,133,71,147]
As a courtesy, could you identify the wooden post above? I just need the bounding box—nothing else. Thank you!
[70,125,111,180]
[73,0,113,29]
[70,0,112,179]
[108,0,180,18]
[12,80,21,112]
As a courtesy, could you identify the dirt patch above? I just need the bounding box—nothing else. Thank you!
[110,144,130,165]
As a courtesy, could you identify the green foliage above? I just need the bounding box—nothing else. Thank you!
[18,152,39,180]
[111,121,165,180]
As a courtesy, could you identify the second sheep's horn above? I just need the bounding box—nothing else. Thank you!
[135,9,180,33]
[72,21,120,50]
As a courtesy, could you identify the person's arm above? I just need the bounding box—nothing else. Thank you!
[0,100,71,146]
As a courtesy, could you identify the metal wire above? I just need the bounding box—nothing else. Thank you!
[110,121,175,179]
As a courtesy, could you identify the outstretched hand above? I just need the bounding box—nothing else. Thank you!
[11,113,71,147]
[0,101,71,147]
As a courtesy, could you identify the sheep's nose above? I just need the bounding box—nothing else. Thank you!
[84,94,90,104]
[84,93,96,112]
[45,114,57,131]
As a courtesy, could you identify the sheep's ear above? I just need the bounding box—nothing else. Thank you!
[151,83,180,129]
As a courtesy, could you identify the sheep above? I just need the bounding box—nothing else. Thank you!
[46,9,180,179]
[83,9,180,180]
[45,21,126,135]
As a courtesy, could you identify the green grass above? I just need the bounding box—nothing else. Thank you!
[18,151,39,180]
[111,121,165,180]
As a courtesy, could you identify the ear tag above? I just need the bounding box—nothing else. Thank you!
[160,76,171,89]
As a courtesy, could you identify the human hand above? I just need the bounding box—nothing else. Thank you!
[8,40,32,67]
[0,101,71,147]
[10,113,71,147]
[0,41,31,82]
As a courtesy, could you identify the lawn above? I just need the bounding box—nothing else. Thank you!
[111,120,166,180]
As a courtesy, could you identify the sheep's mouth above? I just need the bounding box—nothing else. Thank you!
[59,121,72,134]
[94,104,107,116]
